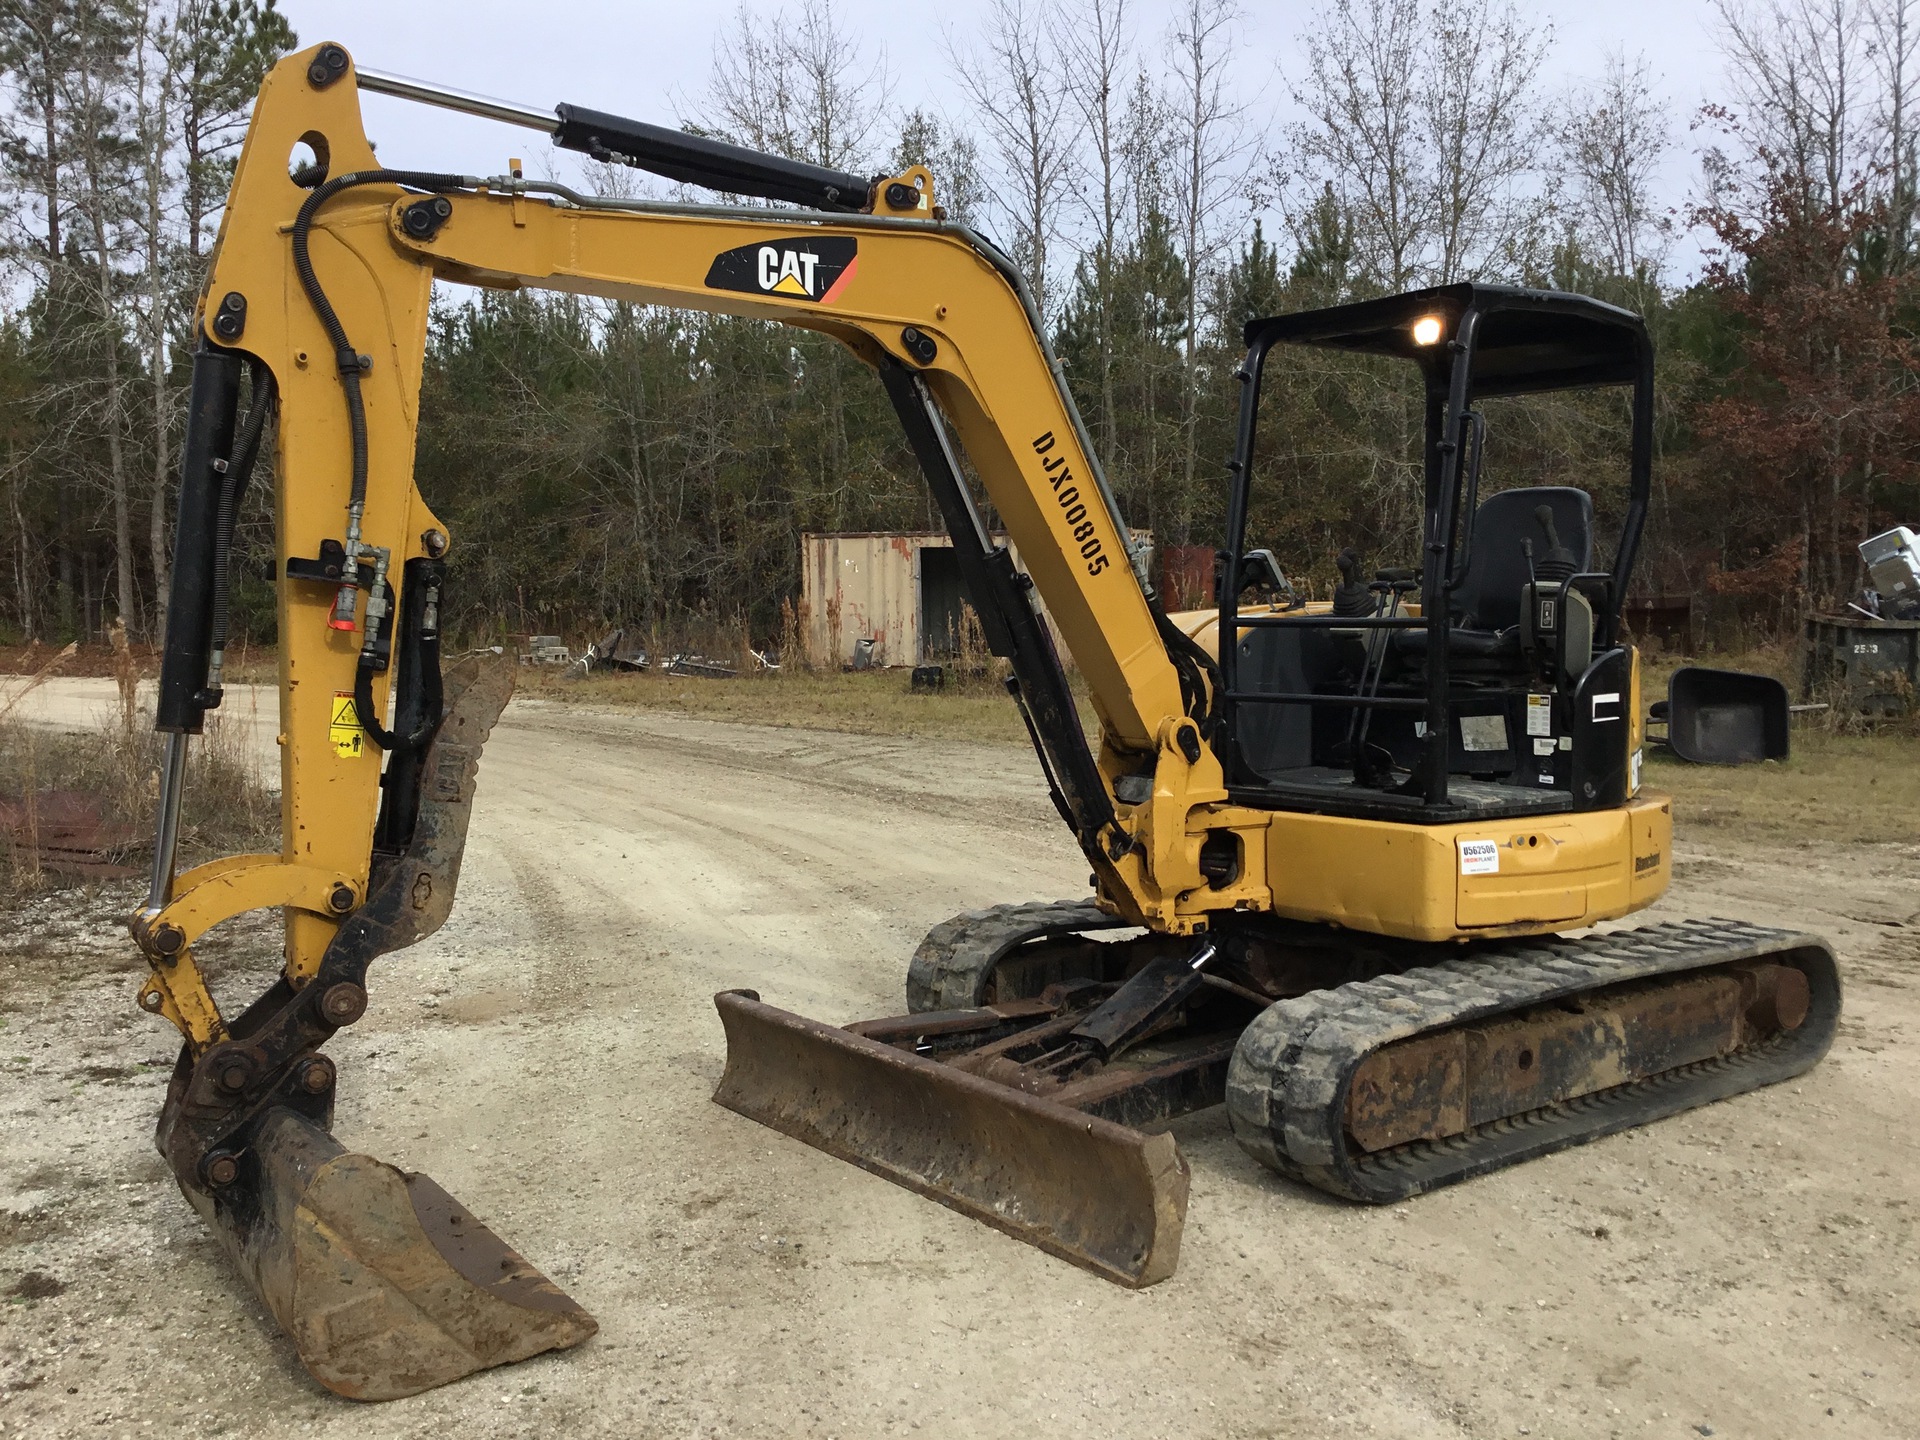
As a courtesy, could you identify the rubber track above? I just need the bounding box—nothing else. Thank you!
[1225,917,1842,1203]
[905,900,1128,1012]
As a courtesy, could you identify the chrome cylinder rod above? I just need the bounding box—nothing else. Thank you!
[142,732,190,918]
[355,67,556,135]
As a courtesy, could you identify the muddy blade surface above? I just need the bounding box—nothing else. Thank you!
[712,989,1188,1287]
[178,1108,596,1401]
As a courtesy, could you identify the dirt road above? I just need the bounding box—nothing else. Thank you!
[1,681,1914,1439]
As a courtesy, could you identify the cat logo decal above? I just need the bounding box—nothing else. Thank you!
[705,236,858,303]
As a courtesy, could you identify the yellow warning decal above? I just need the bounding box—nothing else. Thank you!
[329,692,364,758]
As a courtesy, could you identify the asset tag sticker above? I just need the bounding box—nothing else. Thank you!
[1533,736,1556,756]
[1458,839,1500,875]
[1526,693,1552,737]
[329,692,364,758]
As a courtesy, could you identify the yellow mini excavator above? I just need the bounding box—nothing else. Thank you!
[138,43,1839,1400]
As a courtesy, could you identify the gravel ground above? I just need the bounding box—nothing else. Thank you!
[0,681,1914,1439]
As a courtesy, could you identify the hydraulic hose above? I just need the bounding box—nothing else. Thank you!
[1150,599,1223,738]
[292,168,467,754]
[206,361,277,685]
[291,168,467,516]
[349,574,443,754]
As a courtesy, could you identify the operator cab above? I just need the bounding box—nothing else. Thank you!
[1217,283,1651,823]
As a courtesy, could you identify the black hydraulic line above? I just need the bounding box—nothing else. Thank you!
[156,342,243,735]
[1151,599,1222,736]
[550,105,872,212]
[372,557,448,851]
[206,363,278,683]
[292,169,466,517]
[291,168,467,754]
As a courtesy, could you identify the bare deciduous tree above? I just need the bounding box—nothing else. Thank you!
[66,0,139,628]
[1716,0,1866,209]
[1287,0,1425,291]
[950,0,1073,314]
[1165,0,1253,523]
[1422,0,1551,282]
[1056,0,1133,457]
[1558,51,1673,286]
[1868,0,1920,266]
[700,0,889,172]
[1287,0,1551,290]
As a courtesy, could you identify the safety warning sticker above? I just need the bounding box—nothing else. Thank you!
[329,692,364,759]
[1458,838,1500,875]
[1525,693,1552,737]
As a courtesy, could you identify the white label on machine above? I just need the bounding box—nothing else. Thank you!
[1458,839,1500,875]
[1591,691,1621,722]
[1631,746,1643,795]
[1533,736,1556,756]
[1526,693,1552,736]
[1459,714,1508,752]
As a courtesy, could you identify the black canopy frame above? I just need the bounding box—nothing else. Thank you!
[1218,283,1655,809]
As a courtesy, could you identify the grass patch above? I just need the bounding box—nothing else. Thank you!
[516,664,1099,745]
[527,656,1912,854]
[1646,727,1920,849]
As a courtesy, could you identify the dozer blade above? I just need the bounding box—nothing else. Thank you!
[178,1107,596,1401]
[712,989,1189,1287]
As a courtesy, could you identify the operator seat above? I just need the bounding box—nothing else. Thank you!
[1396,486,1593,664]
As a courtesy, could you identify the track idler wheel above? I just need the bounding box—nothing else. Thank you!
[176,1107,596,1400]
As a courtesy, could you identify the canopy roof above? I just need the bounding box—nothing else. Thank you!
[1244,283,1650,396]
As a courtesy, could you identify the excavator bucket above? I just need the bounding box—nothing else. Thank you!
[152,657,595,1399]
[712,989,1189,1287]
[175,1107,596,1401]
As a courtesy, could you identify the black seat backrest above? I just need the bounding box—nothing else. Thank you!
[1451,486,1593,630]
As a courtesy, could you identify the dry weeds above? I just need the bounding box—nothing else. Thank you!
[0,640,275,901]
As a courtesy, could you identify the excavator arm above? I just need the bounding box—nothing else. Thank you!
[132,43,1274,1398]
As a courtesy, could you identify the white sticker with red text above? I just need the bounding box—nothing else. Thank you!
[1458,839,1501,875]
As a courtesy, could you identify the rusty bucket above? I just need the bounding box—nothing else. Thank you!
[175,1106,596,1400]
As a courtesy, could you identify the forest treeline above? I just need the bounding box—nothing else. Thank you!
[4,0,1920,651]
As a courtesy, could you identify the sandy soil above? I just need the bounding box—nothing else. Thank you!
[0,679,1914,1440]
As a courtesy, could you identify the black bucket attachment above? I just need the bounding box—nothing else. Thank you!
[1662,666,1790,765]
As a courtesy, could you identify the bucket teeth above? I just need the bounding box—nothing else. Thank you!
[179,1107,596,1402]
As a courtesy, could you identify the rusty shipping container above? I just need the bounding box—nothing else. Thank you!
[799,531,1149,670]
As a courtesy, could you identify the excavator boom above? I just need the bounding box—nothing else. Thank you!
[137,42,1244,1396]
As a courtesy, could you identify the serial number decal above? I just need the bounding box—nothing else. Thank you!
[1031,431,1109,576]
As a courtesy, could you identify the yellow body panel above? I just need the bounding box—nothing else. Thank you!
[1256,793,1670,943]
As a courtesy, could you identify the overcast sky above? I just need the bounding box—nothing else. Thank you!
[275,0,1733,278]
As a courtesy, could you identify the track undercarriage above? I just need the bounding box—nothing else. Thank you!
[715,902,1840,1285]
